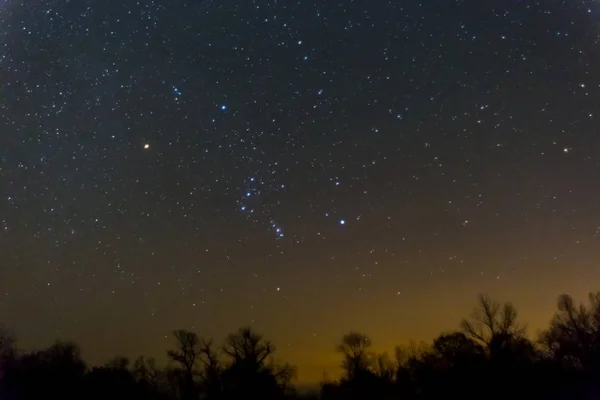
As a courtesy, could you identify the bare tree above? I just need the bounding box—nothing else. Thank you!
[373,352,395,381]
[395,340,431,368]
[168,330,201,376]
[270,360,297,387]
[197,338,222,398]
[221,327,295,398]
[336,332,372,380]
[541,292,600,369]
[198,338,220,374]
[132,356,164,391]
[222,327,273,367]
[168,329,203,400]
[461,294,525,353]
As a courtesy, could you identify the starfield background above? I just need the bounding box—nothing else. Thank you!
[1,0,599,396]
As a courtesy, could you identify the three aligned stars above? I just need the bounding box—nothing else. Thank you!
[141,143,348,234]
[136,141,571,236]
[137,138,572,236]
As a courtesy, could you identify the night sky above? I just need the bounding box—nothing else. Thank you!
[1,0,599,384]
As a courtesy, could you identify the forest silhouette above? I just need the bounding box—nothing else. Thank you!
[2,292,600,400]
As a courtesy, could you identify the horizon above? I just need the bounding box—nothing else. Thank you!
[5,288,593,385]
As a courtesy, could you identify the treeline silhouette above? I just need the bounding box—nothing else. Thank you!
[1,292,600,400]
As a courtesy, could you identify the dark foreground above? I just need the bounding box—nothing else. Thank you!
[2,292,600,400]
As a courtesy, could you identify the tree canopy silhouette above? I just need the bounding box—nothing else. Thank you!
[3,291,600,400]
[221,326,296,399]
[336,332,372,381]
[542,292,600,372]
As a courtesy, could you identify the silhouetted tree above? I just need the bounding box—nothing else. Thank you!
[132,355,160,383]
[132,356,168,399]
[0,325,15,370]
[197,338,222,400]
[432,332,485,365]
[425,332,488,400]
[0,326,16,398]
[7,340,87,400]
[222,327,274,367]
[372,352,395,381]
[7,291,600,400]
[460,295,542,400]
[333,333,399,400]
[0,325,15,358]
[542,292,600,371]
[392,340,431,397]
[536,292,600,399]
[461,294,526,359]
[84,364,141,400]
[336,332,372,381]
[105,355,130,370]
[221,326,295,400]
[165,332,221,399]
[168,329,203,400]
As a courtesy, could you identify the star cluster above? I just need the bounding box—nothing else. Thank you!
[1,0,599,384]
